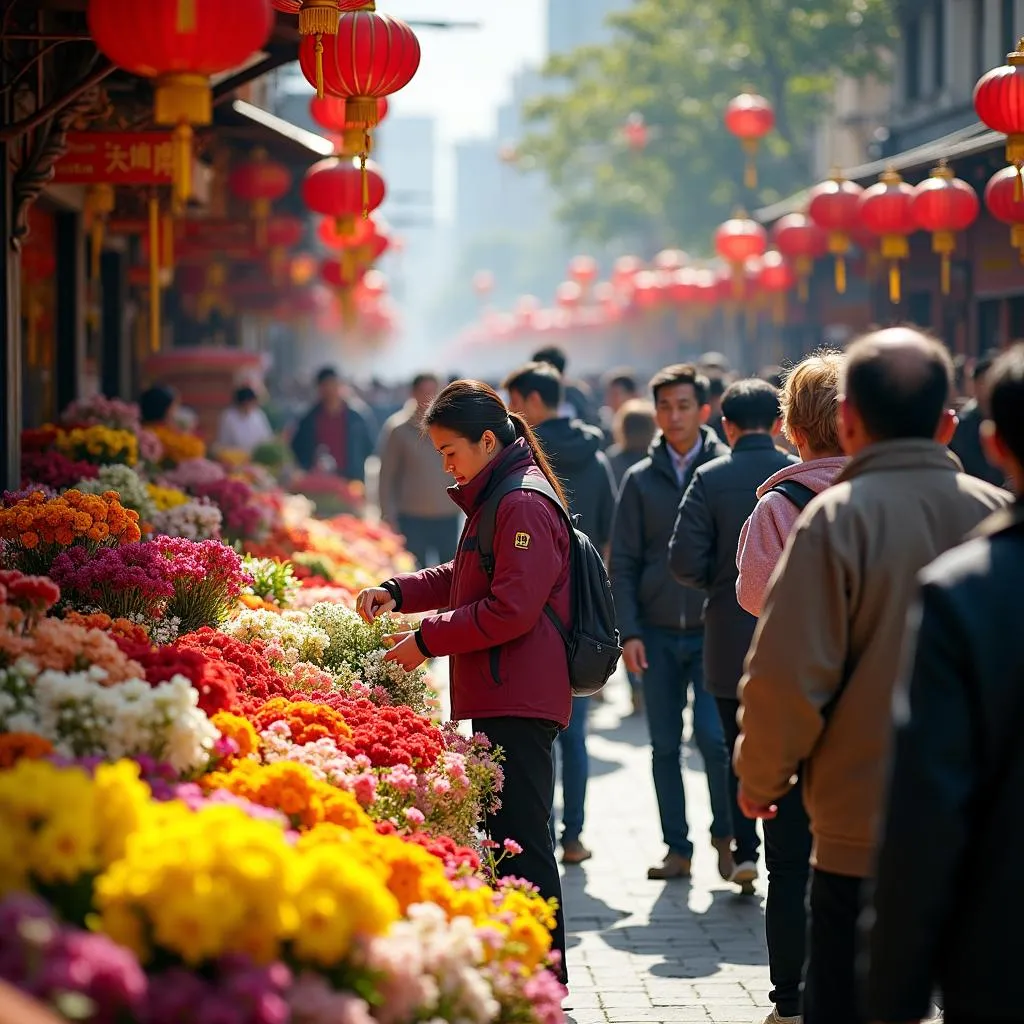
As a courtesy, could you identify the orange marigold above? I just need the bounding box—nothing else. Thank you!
[252,697,353,746]
[0,732,54,769]
[210,712,260,758]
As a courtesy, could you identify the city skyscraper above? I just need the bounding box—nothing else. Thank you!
[547,0,630,57]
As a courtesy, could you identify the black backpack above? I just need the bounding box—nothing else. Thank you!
[769,479,817,511]
[476,474,622,697]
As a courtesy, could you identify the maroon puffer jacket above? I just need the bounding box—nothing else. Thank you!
[388,439,573,728]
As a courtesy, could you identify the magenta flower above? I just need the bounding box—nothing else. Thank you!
[503,838,523,856]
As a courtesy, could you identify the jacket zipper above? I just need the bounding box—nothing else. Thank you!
[489,647,503,686]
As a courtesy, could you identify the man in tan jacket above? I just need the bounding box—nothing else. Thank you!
[378,374,460,567]
[734,328,1012,1024]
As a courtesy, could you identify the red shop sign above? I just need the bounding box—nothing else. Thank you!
[53,132,175,185]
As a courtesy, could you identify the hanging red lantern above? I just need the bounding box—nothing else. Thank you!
[556,281,583,309]
[910,160,980,295]
[807,172,865,294]
[984,165,1024,262]
[758,251,797,324]
[299,10,420,209]
[310,95,389,156]
[724,92,775,189]
[271,0,369,99]
[714,212,767,296]
[974,38,1024,199]
[515,295,540,330]
[473,270,495,297]
[318,213,378,250]
[264,215,305,285]
[654,249,688,273]
[612,255,643,291]
[302,156,386,234]
[771,213,827,301]
[88,0,273,208]
[622,113,649,152]
[668,267,699,305]
[858,168,917,304]
[228,148,292,246]
[633,271,663,309]
[568,255,598,287]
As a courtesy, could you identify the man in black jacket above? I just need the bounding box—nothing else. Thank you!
[289,367,376,484]
[610,364,735,881]
[669,379,795,891]
[506,361,618,866]
[866,344,1024,1024]
[949,353,1007,486]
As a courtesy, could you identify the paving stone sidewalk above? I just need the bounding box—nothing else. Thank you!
[556,677,772,1024]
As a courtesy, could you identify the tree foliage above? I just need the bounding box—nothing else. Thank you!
[520,0,896,252]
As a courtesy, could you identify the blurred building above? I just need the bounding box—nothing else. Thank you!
[547,0,629,54]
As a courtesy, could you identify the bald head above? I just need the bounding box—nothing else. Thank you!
[841,328,953,442]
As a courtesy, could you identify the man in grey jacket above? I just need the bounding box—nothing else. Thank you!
[670,378,795,897]
[610,364,734,881]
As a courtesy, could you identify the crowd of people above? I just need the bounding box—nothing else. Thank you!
[194,333,1021,1024]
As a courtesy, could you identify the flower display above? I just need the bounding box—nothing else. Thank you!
[20,450,99,491]
[223,609,331,670]
[55,426,138,467]
[138,429,163,465]
[243,555,300,608]
[146,482,189,511]
[160,456,226,491]
[60,395,141,433]
[194,477,270,541]
[131,644,241,716]
[77,463,156,524]
[151,537,252,632]
[0,490,141,575]
[150,427,207,467]
[151,498,223,540]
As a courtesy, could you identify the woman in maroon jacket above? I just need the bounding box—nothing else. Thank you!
[357,380,573,982]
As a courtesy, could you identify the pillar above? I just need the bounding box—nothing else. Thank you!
[0,92,21,491]
[100,249,129,398]
[55,209,84,412]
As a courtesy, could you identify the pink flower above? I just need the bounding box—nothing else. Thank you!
[404,807,425,828]
[384,764,418,794]
[481,839,500,850]
[503,838,523,856]
[431,776,451,795]
[353,774,377,806]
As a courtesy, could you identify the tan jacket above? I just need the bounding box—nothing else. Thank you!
[735,440,1012,878]
[377,401,456,523]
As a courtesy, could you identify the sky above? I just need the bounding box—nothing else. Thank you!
[375,0,547,145]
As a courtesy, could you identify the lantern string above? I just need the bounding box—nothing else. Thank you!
[1016,165,1023,203]
[360,147,369,219]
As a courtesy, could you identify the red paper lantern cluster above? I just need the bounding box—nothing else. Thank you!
[303,156,386,231]
[724,92,775,188]
[568,255,598,287]
[88,0,273,206]
[310,95,390,156]
[228,148,292,244]
[974,39,1024,198]
[771,213,826,301]
[473,270,495,297]
[858,168,916,304]
[984,166,1024,261]
[807,172,864,293]
[910,161,979,294]
[272,0,370,98]
[714,213,767,295]
[758,251,797,324]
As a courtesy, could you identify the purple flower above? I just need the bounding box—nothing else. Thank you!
[50,543,176,619]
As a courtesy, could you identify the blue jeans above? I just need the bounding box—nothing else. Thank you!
[641,627,733,857]
[550,696,589,845]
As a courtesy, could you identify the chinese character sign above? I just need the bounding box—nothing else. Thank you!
[53,133,176,185]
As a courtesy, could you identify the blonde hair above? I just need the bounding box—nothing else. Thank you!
[779,350,845,454]
[613,398,657,452]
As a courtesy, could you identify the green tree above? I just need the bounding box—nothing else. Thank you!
[520,0,896,251]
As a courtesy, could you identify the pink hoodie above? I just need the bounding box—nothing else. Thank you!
[735,456,848,616]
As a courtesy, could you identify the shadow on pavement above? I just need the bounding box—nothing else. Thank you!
[560,870,632,951]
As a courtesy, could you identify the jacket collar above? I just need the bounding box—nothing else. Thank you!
[649,426,719,483]
[447,438,534,515]
[731,432,777,452]
[971,497,1024,539]
[836,439,961,484]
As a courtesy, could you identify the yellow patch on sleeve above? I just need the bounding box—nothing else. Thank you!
[514,532,531,550]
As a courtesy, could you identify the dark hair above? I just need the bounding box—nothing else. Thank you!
[842,329,953,441]
[973,352,996,381]
[423,380,568,505]
[532,345,567,375]
[139,385,177,425]
[604,368,638,395]
[988,343,1024,467]
[503,362,563,411]
[316,366,339,385]
[649,363,710,406]
[615,399,657,452]
[412,373,439,391]
[234,386,258,405]
[707,374,727,399]
[759,364,786,390]
[698,351,731,373]
[721,379,781,432]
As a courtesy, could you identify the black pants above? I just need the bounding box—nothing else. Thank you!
[804,868,867,1024]
[715,696,761,864]
[398,514,459,568]
[473,715,567,982]
[763,780,812,1018]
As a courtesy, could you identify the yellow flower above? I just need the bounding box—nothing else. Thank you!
[146,483,189,511]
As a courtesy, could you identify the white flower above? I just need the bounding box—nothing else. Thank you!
[152,500,222,540]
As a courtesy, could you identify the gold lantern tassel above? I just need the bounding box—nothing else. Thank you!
[835,255,846,294]
[172,122,193,210]
[888,263,901,304]
[148,197,161,354]
[161,211,175,273]
[933,230,955,296]
[881,234,908,304]
[742,139,758,189]
[314,36,325,100]
[1016,164,1023,203]
[940,255,951,296]
[361,143,370,219]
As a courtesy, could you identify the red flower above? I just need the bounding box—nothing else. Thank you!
[0,570,60,614]
[135,644,240,716]
[178,628,288,715]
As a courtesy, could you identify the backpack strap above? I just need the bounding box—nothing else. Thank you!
[768,479,818,512]
[476,473,566,579]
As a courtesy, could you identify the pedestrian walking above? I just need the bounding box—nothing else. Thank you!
[865,344,1024,1024]
[289,366,376,483]
[505,361,618,865]
[606,399,657,489]
[356,380,573,984]
[609,364,735,881]
[600,368,640,446]
[949,352,1006,486]
[734,328,1013,1024]
[216,385,274,456]
[378,373,460,567]
[669,378,795,897]
[532,345,600,425]
[732,350,847,1024]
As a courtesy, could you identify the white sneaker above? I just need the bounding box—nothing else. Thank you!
[760,1011,800,1024]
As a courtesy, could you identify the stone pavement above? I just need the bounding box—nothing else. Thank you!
[556,676,772,1024]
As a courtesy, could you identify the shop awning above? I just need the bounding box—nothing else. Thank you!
[755,121,1003,224]
[211,99,334,164]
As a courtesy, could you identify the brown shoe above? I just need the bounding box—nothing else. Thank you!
[647,852,691,879]
[711,837,736,881]
[561,839,593,864]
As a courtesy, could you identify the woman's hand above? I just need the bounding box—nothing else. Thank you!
[382,631,428,672]
[356,586,396,623]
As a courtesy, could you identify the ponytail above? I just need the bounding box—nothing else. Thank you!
[508,411,569,508]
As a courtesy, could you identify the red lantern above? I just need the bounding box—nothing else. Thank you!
[714,213,767,296]
[910,161,980,294]
[299,10,420,205]
[303,157,385,232]
[759,250,797,324]
[272,0,368,98]
[266,216,305,250]
[612,255,643,290]
[858,168,917,304]
[228,148,292,245]
[807,172,865,294]
[473,270,495,297]
[88,0,273,207]
[515,296,540,330]
[974,39,1024,199]
[318,214,378,250]
[633,271,662,309]
[654,249,688,272]
[310,95,389,156]
[622,113,648,152]
[556,281,583,309]
[771,213,827,301]
[568,255,598,287]
[724,92,775,189]
[984,165,1024,262]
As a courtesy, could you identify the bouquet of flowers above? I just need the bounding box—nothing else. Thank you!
[59,395,141,433]
[151,537,252,632]
[20,450,99,491]
[55,426,138,467]
[151,499,223,541]
[76,463,157,525]
[193,477,270,542]
[242,555,299,608]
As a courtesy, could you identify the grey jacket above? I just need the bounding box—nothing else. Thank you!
[377,401,455,523]
[669,433,796,698]
[610,428,729,641]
